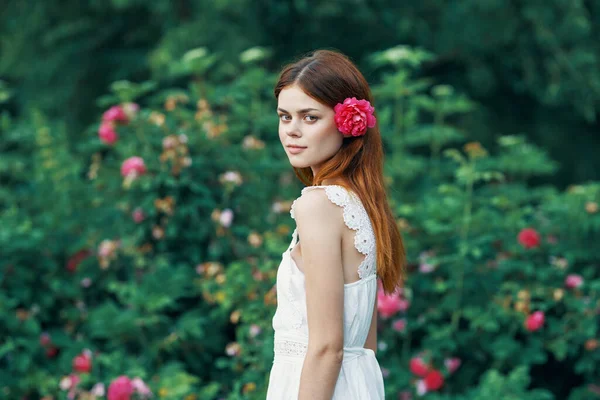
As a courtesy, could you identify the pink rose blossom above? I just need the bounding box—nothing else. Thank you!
[377,288,408,318]
[39,332,51,346]
[121,156,146,178]
[98,122,118,145]
[525,310,545,332]
[132,208,145,223]
[518,227,541,249]
[102,105,128,124]
[419,263,435,273]
[444,357,461,373]
[398,390,412,400]
[565,274,583,289]
[409,356,430,377]
[392,318,406,332]
[333,97,376,137]
[107,376,134,400]
[131,377,152,397]
[381,367,390,378]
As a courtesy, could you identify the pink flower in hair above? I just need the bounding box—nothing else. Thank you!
[333,97,376,137]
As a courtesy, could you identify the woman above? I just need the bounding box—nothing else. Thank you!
[267,49,406,399]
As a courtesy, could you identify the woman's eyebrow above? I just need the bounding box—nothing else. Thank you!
[277,107,320,114]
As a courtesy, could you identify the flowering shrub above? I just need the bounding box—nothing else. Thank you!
[1,46,598,400]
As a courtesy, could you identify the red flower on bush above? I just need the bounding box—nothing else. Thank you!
[72,351,92,373]
[409,356,430,377]
[66,249,92,273]
[424,369,444,391]
[46,346,59,358]
[518,228,540,249]
[444,357,461,374]
[107,375,134,400]
[525,310,545,332]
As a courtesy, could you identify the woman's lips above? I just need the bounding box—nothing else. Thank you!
[287,146,306,154]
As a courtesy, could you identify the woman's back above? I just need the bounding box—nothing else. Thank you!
[267,184,385,399]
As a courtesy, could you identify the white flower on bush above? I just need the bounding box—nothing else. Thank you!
[91,382,105,396]
[219,209,234,227]
[219,171,243,186]
[271,201,285,213]
[249,324,262,337]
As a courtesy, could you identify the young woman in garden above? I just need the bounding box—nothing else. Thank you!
[267,49,406,399]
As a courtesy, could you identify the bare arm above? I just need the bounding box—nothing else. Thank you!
[294,190,345,400]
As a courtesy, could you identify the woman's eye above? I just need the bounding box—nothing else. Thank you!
[304,115,318,122]
[279,114,291,121]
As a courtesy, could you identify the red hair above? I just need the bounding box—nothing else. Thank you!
[274,49,406,295]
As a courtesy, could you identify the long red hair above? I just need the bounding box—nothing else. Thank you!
[274,49,406,294]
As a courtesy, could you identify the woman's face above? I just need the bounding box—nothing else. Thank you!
[277,84,343,175]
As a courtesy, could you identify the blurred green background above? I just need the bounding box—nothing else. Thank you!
[1,1,599,399]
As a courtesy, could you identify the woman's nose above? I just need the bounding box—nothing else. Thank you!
[286,120,301,136]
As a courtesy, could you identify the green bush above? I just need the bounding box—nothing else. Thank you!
[1,46,599,399]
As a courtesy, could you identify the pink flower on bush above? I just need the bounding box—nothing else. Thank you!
[121,156,146,178]
[565,274,583,289]
[444,357,461,373]
[102,105,128,124]
[132,208,145,223]
[59,374,80,390]
[381,367,390,378]
[377,279,409,315]
[525,310,545,332]
[392,318,406,332]
[107,376,134,400]
[377,288,409,318]
[39,332,51,347]
[409,356,430,377]
[333,97,376,137]
[99,122,118,145]
[518,227,541,249]
[131,378,152,397]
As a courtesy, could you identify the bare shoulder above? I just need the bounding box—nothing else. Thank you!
[293,189,345,236]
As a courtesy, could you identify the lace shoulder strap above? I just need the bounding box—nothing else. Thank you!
[289,185,377,279]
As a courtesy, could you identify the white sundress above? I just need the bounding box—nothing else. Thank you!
[266,185,385,399]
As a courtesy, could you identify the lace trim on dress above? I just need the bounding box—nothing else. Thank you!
[290,185,377,279]
[274,338,308,357]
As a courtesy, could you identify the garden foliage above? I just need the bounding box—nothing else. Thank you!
[1,44,599,399]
